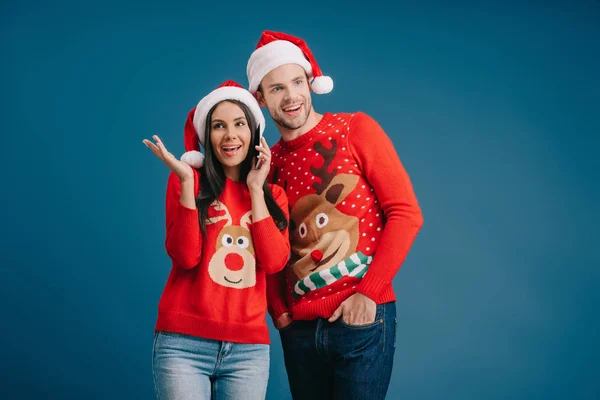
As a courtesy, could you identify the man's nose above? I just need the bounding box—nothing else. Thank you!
[283,86,298,101]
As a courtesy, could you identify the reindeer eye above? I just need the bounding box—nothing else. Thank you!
[316,213,328,228]
[236,236,250,249]
[298,223,307,238]
[222,234,234,247]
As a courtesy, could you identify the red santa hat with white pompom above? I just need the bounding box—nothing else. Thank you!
[246,30,334,95]
[180,80,265,168]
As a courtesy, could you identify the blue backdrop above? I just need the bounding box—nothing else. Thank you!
[2,1,598,399]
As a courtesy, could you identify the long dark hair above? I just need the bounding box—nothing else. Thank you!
[196,99,288,234]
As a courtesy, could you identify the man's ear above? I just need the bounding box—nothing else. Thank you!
[254,90,266,107]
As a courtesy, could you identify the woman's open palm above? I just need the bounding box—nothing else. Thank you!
[143,135,193,181]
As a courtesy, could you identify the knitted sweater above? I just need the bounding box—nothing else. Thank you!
[155,169,290,344]
[266,112,423,321]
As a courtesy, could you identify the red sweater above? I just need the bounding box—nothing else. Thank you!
[155,169,290,344]
[266,112,423,321]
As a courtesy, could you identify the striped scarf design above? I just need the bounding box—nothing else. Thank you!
[293,252,372,298]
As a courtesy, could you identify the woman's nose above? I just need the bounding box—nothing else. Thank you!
[223,129,237,140]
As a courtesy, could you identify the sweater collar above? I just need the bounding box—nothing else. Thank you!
[276,112,333,152]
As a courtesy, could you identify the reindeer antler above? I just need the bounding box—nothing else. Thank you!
[240,210,252,230]
[311,139,338,194]
[205,200,232,226]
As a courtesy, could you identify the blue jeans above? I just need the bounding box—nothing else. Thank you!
[152,331,269,400]
[279,302,397,400]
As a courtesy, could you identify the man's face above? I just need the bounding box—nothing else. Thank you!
[257,64,313,131]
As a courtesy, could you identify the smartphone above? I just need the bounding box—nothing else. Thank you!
[254,127,263,170]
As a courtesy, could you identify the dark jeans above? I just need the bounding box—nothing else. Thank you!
[279,302,397,400]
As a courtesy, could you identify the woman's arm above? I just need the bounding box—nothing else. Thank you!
[164,171,202,270]
[143,135,202,269]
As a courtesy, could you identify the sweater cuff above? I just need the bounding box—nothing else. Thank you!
[269,303,290,322]
[176,203,199,228]
[356,273,390,301]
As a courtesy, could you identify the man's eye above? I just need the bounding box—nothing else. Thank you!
[295,80,302,85]
[272,87,281,92]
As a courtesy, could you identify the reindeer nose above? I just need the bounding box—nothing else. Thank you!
[225,253,244,271]
[311,250,323,263]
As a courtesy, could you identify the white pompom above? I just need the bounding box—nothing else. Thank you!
[181,151,204,168]
[311,75,334,94]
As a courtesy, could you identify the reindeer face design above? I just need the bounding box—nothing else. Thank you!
[205,201,256,289]
[288,139,360,281]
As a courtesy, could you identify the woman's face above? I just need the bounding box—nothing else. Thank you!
[209,101,252,180]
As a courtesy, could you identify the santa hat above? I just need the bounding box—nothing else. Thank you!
[246,30,333,95]
[180,80,266,168]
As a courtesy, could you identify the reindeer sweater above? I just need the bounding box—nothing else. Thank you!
[266,112,423,321]
[155,170,290,344]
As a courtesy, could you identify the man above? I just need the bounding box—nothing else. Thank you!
[246,30,424,400]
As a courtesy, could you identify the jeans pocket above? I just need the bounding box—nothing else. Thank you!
[338,304,385,330]
[278,320,297,333]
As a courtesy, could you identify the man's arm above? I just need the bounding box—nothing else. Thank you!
[349,112,424,300]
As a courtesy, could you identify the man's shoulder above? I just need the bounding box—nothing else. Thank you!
[326,111,357,120]
[343,111,384,133]
[326,111,378,126]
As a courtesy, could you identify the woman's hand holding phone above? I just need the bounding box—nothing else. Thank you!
[246,136,271,192]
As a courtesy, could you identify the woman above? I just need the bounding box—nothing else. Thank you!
[142,80,290,400]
